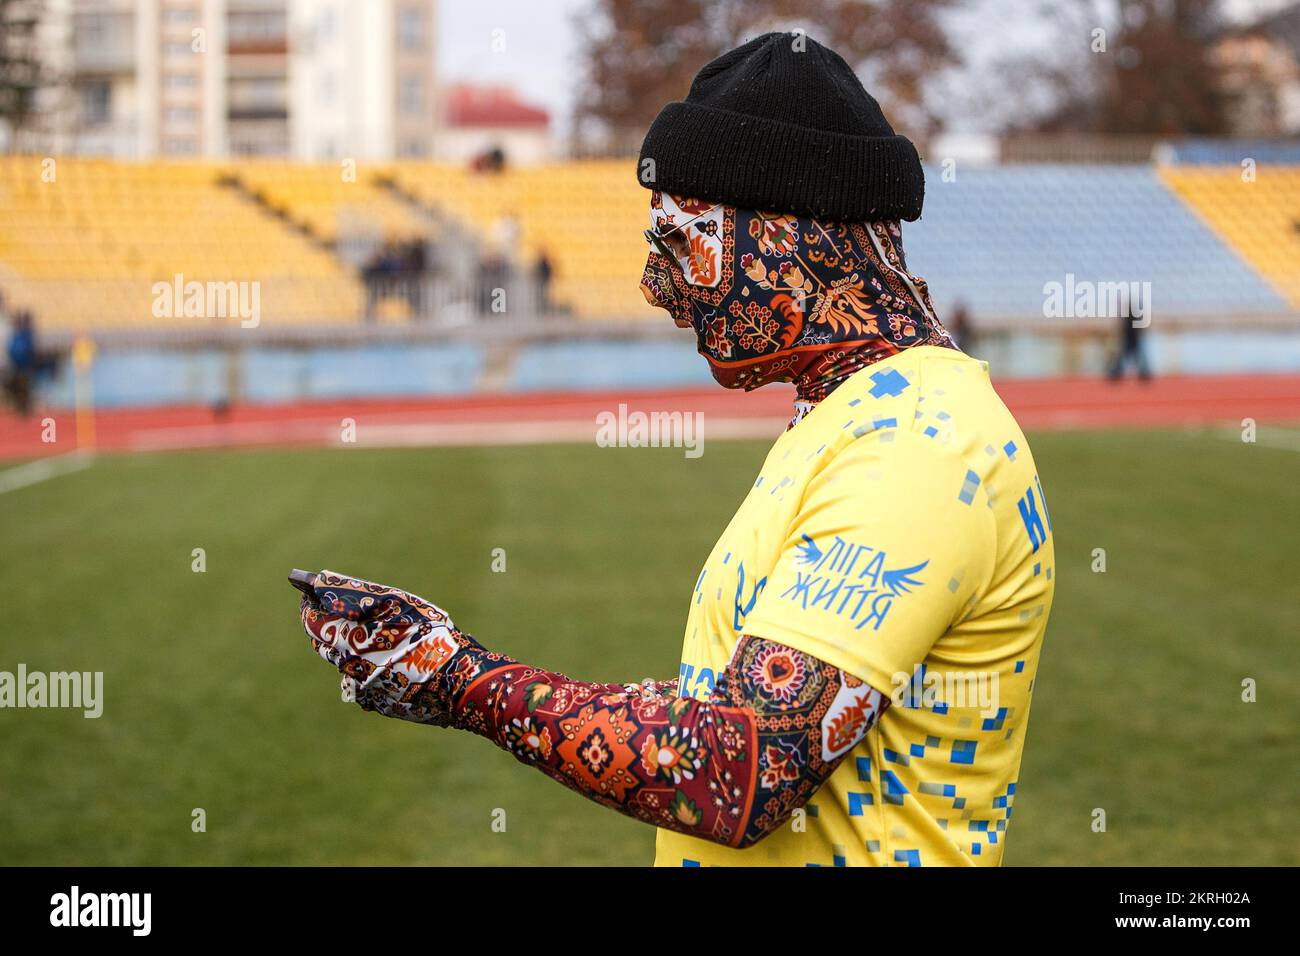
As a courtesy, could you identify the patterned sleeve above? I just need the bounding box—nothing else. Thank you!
[439,634,888,848]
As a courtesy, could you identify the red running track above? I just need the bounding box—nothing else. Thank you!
[1,373,1299,461]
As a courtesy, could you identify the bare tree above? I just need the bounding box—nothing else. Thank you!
[1002,0,1231,135]
[571,0,961,150]
[0,0,47,150]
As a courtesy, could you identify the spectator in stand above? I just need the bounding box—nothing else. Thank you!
[470,146,507,174]
[4,309,58,415]
[534,248,555,316]
[1107,294,1152,382]
[362,238,405,322]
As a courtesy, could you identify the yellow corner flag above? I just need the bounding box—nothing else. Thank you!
[72,335,97,451]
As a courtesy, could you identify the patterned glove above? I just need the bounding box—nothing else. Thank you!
[299,569,479,726]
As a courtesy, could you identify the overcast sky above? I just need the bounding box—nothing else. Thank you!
[437,0,590,134]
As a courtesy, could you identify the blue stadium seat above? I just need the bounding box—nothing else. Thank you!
[904,165,1290,320]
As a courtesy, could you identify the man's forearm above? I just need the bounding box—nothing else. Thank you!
[437,637,887,848]
[439,644,759,845]
[297,572,888,848]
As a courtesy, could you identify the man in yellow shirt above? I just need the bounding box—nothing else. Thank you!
[292,32,1053,866]
[657,338,1052,866]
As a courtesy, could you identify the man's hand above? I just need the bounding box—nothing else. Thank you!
[298,570,477,726]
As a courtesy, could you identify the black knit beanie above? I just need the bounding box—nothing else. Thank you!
[638,32,924,222]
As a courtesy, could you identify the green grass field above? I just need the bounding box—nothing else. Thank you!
[1,429,1297,865]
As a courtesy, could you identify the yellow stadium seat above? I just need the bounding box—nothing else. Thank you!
[386,159,659,320]
[0,156,365,329]
[1160,165,1300,308]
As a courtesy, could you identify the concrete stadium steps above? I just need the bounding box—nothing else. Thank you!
[229,160,432,246]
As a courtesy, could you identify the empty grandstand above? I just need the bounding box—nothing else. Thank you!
[908,164,1294,318]
[1,150,1298,406]
[1160,164,1300,308]
[4,156,1298,327]
[0,157,365,329]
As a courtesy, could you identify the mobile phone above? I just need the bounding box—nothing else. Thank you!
[288,569,318,600]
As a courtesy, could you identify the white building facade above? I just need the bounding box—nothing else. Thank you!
[16,0,437,160]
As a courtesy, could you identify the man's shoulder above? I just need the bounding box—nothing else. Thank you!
[805,350,997,463]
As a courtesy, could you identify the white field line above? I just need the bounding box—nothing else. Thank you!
[125,416,787,452]
[1208,427,1300,452]
[0,450,95,495]
[352,417,784,448]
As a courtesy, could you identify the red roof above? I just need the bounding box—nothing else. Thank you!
[445,84,549,129]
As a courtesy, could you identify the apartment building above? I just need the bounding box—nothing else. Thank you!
[18,0,436,159]
[288,0,438,160]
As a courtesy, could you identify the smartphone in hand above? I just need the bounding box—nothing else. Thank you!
[288,569,318,601]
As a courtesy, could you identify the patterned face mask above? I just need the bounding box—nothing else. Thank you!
[639,191,954,409]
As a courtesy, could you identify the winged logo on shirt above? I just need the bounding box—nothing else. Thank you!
[783,534,929,631]
[797,534,927,596]
[881,560,929,596]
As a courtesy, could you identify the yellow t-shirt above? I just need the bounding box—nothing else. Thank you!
[655,346,1054,867]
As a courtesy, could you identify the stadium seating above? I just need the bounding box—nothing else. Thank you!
[385,160,654,318]
[1,156,1296,331]
[232,161,431,245]
[1159,165,1300,309]
[1162,139,1300,166]
[904,164,1292,319]
[388,160,1300,322]
[0,157,364,329]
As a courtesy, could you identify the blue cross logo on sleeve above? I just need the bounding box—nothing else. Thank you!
[868,369,910,398]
